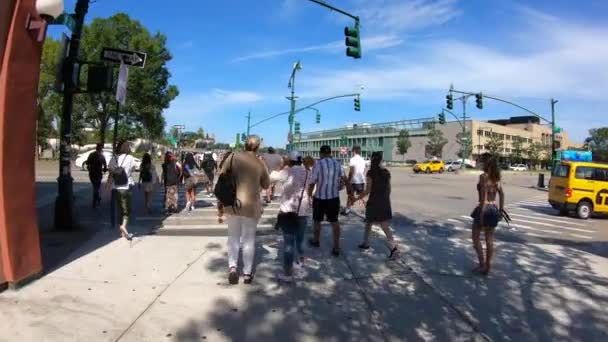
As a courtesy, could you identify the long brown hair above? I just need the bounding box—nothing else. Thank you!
[484,156,501,183]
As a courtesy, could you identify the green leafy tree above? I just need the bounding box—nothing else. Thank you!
[425,128,448,158]
[395,129,411,161]
[511,136,524,163]
[456,130,472,159]
[79,13,178,143]
[586,127,608,162]
[196,128,206,140]
[37,38,62,155]
[528,142,544,170]
[485,133,504,157]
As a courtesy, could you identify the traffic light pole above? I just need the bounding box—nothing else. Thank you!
[246,111,251,136]
[450,88,558,167]
[55,0,90,231]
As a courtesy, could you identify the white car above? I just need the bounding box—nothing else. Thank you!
[509,164,528,171]
[447,161,463,172]
[75,149,141,171]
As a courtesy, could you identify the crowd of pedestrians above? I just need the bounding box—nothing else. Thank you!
[86,136,505,284]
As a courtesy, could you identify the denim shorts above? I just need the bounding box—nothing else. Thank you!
[471,204,500,229]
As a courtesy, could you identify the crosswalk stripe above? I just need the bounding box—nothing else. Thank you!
[568,233,593,240]
[507,213,588,226]
[161,224,275,229]
[458,215,575,236]
[507,217,594,233]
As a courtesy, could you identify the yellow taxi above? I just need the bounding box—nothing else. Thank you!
[548,161,608,219]
[413,159,445,174]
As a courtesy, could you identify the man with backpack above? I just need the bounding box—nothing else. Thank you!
[201,151,217,197]
[216,135,270,285]
[85,143,107,208]
[162,152,182,213]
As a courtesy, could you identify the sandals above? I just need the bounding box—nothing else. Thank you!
[228,267,239,285]
[388,246,399,259]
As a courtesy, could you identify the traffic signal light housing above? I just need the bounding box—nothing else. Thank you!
[475,93,483,109]
[294,121,301,134]
[446,94,453,110]
[316,112,321,124]
[344,21,361,59]
[354,95,361,111]
[438,112,446,125]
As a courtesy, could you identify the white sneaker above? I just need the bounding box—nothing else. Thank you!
[185,201,192,212]
[191,203,196,210]
[277,272,294,283]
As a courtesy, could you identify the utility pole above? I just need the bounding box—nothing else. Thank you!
[462,96,467,163]
[246,111,251,136]
[287,61,302,152]
[55,0,89,231]
[551,99,558,168]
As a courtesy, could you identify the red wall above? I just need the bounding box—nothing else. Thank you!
[0,0,43,284]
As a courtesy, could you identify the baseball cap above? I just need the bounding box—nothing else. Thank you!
[289,151,302,161]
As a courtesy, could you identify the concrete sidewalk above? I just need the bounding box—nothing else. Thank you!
[1,217,607,341]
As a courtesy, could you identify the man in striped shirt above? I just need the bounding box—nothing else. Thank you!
[307,145,353,256]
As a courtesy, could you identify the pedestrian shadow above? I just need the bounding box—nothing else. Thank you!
[169,214,608,341]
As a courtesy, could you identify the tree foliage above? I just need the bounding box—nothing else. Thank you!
[425,128,448,158]
[485,133,503,157]
[456,130,472,159]
[510,136,524,163]
[395,129,411,160]
[586,127,608,162]
[78,13,178,143]
[527,142,544,170]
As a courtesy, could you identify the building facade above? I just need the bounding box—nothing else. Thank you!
[293,116,579,163]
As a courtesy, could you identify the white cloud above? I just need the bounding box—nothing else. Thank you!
[295,11,608,102]
[356,0,462,33]
[231,34,403,63]
[165,88,264,121]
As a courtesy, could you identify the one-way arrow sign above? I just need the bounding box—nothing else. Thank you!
[101,47,147,68]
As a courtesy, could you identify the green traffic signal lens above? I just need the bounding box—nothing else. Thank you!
[346,47,361,58]
[345,26,358,37]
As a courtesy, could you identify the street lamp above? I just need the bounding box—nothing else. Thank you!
[287,60,302,151]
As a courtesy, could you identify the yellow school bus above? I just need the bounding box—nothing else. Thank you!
[548,161,608,219]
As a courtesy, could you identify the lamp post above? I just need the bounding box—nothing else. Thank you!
[54,0,89,231]
[287,60,302,151]
[551,98,558,167]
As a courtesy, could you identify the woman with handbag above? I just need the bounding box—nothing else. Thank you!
[271,151,311,283]
[183,152,200,212]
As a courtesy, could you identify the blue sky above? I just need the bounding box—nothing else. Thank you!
[51,0,608,146]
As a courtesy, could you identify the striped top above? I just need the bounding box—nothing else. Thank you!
[311,157,344,200]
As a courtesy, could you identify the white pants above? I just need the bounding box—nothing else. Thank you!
[226,216,258,275]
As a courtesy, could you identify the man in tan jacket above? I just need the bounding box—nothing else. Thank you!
[218,135,270,284]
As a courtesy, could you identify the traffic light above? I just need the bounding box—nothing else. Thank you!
[354,96,361,111]
[241,133,246,142]
[438,112,446,125]
[446,94,454,110]
[475,93,483,109]
[294,121,301,134]
[344,22,361,59]
[316,112,321,124]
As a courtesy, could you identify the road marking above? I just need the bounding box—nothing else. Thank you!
[136,214,278,221]
[507,213,588,226]
[568,233,593,240]
[507,217,594,233]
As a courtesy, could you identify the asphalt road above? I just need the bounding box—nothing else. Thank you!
[385,168,607,247]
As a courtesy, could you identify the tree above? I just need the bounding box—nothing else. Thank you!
[425,128,448,158]
[528,142,544,170]
[485,133,503,157]
[511,136,524,163]
[79,13,178,143]
[586,127,608,162]
[395,129,411,161]
[196,128,206,140]
[37,38,62,155]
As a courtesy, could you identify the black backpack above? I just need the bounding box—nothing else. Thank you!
[202,153,215,172]
[141,165,152,182]
[214,154,240,211]
[112,155,129,186]
[165,161,180,186]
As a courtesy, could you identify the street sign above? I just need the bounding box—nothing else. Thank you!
[341,146,348,155]
[101,47,147,68]
[116,63,128,105]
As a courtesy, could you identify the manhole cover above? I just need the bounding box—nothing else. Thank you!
[426,227,455,238]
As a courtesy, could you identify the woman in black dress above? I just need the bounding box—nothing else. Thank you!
[351,151,398,259]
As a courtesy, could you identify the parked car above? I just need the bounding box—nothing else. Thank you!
[414,160,445,174]
[75,149,141,171]
[447,160,463,172]
[509,164,528,171]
